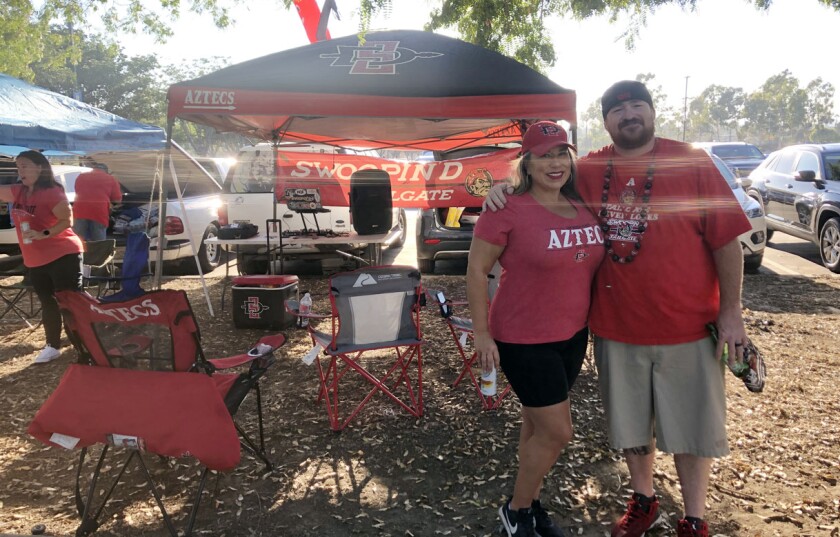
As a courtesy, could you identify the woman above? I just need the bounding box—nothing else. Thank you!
[467,122,605,537]
[0,150,83,363]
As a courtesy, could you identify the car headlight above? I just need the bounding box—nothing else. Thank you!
[744,207,763,219]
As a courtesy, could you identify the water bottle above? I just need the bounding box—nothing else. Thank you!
[298,292,312,328]
[20,221,32,244]
[480,366,497,396]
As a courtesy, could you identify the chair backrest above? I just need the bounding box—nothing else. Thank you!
[328,266,422,348]
[83,239,117,268]
[119,232,150,297]
[0,254,24,276]
[55,289,203,372]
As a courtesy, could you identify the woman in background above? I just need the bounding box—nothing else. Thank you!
[0,150,83,363]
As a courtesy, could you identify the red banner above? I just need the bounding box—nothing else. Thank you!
[293,0,330,43]
[275,149,519,209]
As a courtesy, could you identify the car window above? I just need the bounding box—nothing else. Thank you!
[823,153,840,181]
[711,145,762,159]
[710,156,739,189]
[772,151,797,174]
[795,152,820,178]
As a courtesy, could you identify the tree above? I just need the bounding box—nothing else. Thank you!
[5,0,840,76]
[687,85,745,142]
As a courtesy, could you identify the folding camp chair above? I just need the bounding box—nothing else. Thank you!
[0,254,40,328]
[287,265,425,431]
[426,262,511,411]
[29,289,285,536]
[82,239,116,297]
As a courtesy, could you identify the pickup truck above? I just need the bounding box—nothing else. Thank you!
[220,143,406,274]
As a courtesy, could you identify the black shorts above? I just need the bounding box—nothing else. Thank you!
[497,327,589,408]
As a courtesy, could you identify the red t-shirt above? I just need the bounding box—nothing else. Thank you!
[72,169,122,226]
[578,138,752,345]
[12,184,84,268]
[474,193,605,344]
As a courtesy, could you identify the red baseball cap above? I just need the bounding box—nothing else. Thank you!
[520,121,574,157]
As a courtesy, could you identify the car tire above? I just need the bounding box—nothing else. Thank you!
[392,209,407,248]
[819,217,840,273]
[417,258,435,274]
[196,224,222,273]
[743,253,763,274]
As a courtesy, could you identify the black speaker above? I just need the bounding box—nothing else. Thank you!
[350,170,393,235]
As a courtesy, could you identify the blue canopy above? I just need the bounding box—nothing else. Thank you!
[0,74,166,152]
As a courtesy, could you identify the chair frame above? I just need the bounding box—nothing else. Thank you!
[289,266,425,431]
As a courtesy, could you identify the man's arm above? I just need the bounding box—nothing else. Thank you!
[482,183,514,212]
[712,238,748,362]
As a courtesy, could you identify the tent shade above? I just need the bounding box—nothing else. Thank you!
[0,74,166,152]
[168,30,576,151]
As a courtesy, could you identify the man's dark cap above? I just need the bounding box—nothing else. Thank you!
[601,80,654,118]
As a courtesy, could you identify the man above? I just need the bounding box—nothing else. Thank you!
[72,159,122,241]
[485,80,751,537]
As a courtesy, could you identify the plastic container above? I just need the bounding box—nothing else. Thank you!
[298,292,312,328]
[20,221,32,244]
[480,367,497,396]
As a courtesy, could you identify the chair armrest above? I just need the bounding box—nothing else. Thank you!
[209,334,287,370]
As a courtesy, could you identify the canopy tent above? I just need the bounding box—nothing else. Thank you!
[1,74,213,313]
[166,30,577,152]
[0,74,166,152]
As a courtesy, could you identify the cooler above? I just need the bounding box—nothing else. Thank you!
[231,275,299,330]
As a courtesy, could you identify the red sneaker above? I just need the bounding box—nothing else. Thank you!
[677,518,709,537]
[611,493,660,537]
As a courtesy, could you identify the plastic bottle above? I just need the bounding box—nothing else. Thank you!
[298,292,312,328]
[480,366,497,396]
[20,221,32,244]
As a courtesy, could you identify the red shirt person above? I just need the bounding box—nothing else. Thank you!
[72,161,121,241]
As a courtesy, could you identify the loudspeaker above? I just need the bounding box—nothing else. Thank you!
[350,170,393,235]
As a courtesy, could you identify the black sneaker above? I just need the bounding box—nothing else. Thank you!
[499,501,537,537]
[532,499,565,537]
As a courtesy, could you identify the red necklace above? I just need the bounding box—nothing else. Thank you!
[598,157,655,264]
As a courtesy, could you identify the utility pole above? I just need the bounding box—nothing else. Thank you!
[682,75,690,142]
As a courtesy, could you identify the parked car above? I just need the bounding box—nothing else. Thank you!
[416,146,509,273]
[709,154,767,273]
[0,150,225,274]
[0,164,89,255]
[221,142,406,274]
[746,143,840,272]
[694,142,766,178]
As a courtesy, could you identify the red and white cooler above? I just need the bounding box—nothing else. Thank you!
[231,275,299,330]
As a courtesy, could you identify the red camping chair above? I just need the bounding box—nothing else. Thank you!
[287,266,425,431]
[426,262,511,411]
[29,289,285,537]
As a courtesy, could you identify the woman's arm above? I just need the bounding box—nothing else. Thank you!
[0,185,14,203]
[466,237,505,373]
[26,199,73,242]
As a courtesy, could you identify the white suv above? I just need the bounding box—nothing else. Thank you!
[221,143,406,274]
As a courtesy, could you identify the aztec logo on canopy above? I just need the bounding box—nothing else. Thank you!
[319,41,443,75]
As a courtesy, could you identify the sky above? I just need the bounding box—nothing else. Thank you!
[117,0,840,119]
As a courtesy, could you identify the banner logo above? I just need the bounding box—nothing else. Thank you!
[320,40,443,74]
[464,168,494,198]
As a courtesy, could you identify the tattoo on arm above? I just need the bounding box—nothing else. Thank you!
[624,445,653,456]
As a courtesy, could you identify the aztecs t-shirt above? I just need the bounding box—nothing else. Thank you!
[577,138,752,345]
[12,184,84,268]
[474,192,605,344]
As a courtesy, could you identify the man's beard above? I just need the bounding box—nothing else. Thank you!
[609,119,655,150]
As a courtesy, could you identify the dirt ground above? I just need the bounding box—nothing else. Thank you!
[0,271,838,537]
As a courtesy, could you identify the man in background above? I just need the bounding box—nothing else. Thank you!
[72,158,121,241]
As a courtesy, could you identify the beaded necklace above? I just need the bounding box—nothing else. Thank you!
[598,152,655,264]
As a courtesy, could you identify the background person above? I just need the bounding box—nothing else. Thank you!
[485,81,751,537]
[0,150,83,364]
[468,122,604,537]
[72,158,122,241]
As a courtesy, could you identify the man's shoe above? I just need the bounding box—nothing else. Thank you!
[499,501,536,537]
[532,499,565,537]
[677,518,708,537]
[34,345,61,364]
[611,492,660,537]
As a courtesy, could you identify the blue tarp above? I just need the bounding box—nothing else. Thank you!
[0,74,166,152]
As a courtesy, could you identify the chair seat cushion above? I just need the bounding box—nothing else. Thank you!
[29,364,241,471]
